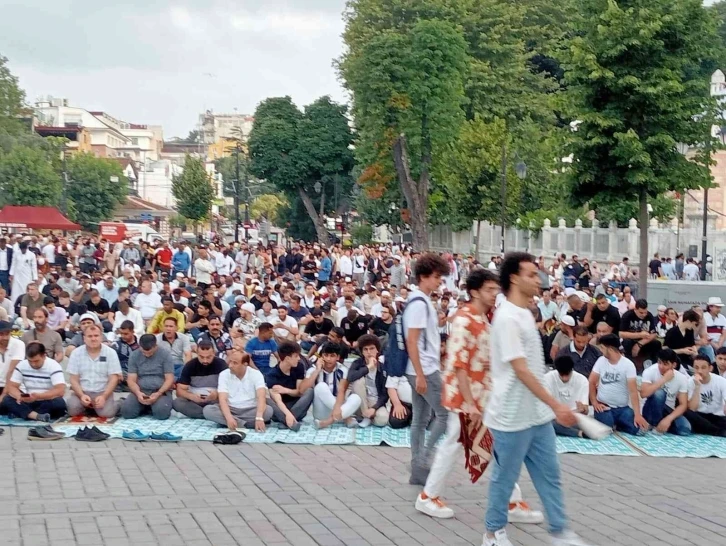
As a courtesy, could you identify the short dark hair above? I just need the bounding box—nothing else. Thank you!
[595,293,607,301]
[258,322,273,333]
[42,296,55,306]
[694,354,712,366]
[278,341,301,360]
[554,354,575,376]
[197,339,214,350]
[119,320,135,331]
[717,347,726,357]
[321,342,341,356]
[330,327,344,338]
[635,299,648,310]
[161,296,173,304]
[464,268,499,295]
[163,316,177,325]
[682,309,700,324]
[26,342,46,359]
[413,253,450,283]
[357,334,381,353]
[573,325,589,337]
[208,315,222,324]
[139,334,157,351]
[657,348,679,365]
[598,333,620,349]
[499,252,535,294]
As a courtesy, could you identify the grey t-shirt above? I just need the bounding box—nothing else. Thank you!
[127,346,174,392]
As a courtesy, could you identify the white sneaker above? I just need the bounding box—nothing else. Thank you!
[551,530,595,546]
[415,494,454,519]
[358,417,372,428]
[508,501,545,524]
[482,529,514,546]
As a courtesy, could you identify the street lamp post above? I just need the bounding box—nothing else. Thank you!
[499,139,528,255]
[701,127,726,280]
[676,142,690,256]
[234,148,241,243]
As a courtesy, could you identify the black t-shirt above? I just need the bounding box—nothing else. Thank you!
[341,315,371,344]
[305,318,334,337]
[589,304,621,335]
[302,260,317,281]
[61,301,82,317]
[86,298,110,315]
[567,306,587,326]
[664,326,695,351]
[369,317,392,337]
[649,259,662,275]
[190,313,210,333]
[265,362,306,404]
[620,310,656,334]
[178,357,228,389]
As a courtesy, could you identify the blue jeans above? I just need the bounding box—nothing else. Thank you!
[642,389,691,436]
[699,345,716,365]
[486,423,567,534]
[406,372,448,471]
[594,405,639,435]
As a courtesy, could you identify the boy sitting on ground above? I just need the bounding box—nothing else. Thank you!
[543,355,589,438]
[684,355,726,436]
[266,342,313,431]
[639,348,691,435]
[306,342,361,429]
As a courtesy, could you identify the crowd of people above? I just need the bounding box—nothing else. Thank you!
[1,232,725,545]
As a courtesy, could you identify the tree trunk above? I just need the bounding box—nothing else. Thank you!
[298,188,330,245]
[638,187,648,300]
[392,134,429,251]
[474,219,482,261]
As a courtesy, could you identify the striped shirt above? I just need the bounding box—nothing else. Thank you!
[11,358,65,394]
[67,345,122,393]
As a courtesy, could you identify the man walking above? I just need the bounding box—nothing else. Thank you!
[483,252,592,546]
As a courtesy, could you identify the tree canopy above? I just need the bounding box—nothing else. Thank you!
[65,153,128,230]
[172,155,215,224]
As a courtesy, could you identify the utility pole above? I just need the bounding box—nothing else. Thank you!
[243,156,250,240]
[499,138,507,256]
[234,145,241,243]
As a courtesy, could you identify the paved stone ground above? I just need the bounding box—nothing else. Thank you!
[1,427,725,546]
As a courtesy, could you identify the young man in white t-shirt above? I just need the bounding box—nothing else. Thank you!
[589,334,648,435]
[404,254,451,487]
[202,351,272,431]
[639,349,691,435]
[484,253,589,546]
[684,355,726,436]
[544,355,589,438]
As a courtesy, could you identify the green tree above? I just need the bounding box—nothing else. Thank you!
[0,55,26,136]
[66,153,128,230]
[341,17,468,249]
[0,146,62,206]
[172,155,215,226]
[248,96,354,244]
[562,0,723,297]
[250,193,287,224]
[276,196,318,243]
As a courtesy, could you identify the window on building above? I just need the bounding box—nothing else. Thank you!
[131,137,138,146]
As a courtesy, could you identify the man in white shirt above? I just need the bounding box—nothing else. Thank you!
[589,334,648,435]
[272,306,298,342]
[133,280,162,323]
[484,253,586,546]
[685,355,726,436]
[203,351,272,430]
[405,254,451,486]
[683,258,700,281]
[639,348,691,435]
[215,250,235,277]
[67,324,123,418]
[194,247,215,288]
[544,355,589,438]
[235,247,249,274]
[338,249,353,278]
[113,299,145,338]
[0,320,25,395]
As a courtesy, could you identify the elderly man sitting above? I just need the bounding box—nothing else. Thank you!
[67,324,123,418]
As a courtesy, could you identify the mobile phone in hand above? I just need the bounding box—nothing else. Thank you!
[21,393,30,398]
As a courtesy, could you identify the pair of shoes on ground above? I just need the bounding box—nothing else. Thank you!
[75,426,110,442]
[483,529,594,546]
[213,431,246,445]
[28,425,64,441]
[121,429,182,442]
[416,494,545,524]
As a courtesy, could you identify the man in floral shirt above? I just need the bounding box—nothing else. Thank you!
[414,268,542,524]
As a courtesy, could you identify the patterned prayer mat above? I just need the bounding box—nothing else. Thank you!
[620,432,726,458]
[555,434,640,457]
[55,414,120,426]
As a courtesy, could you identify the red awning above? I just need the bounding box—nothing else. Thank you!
[0,206,81,230]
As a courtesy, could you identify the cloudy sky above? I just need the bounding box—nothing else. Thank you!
[0,0,349,138]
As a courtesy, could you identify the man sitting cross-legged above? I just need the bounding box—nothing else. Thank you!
[639,348,691,435]
[172,339,228,419]
[589,334,649,435]
[0,342,66,422]
[67,324,122,418]
[684,355,726,436]
[308,342,361,429]
[203,351,273,431]
[265,341,313,431]
[544,355,590,438]
[120,334,174,420]
[341,334,390,428]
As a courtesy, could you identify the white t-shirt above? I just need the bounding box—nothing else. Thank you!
[134,292,162,320]
[0,338,26,387]
[688,374,726,416]
[11,358,65,394]
[273,316,298,339]
[217,367,265,409]
[683,263,700,281]
[641,364,688,410]
[543,370,588,411]
[484,300,554,432]
[403,289,441,377]
[42,243,56,264]
[592,356,637,408]
[704,313,726,343]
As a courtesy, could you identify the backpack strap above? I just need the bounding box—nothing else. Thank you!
[401,296,430,351]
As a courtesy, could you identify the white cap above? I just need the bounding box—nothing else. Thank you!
[395,296,405,303]
[564,287,576,297]
[241,303,256,313]
[561,315,576,327]
[345,277,352,283]
[381,291,391,297]
[575,291,590,303]
[657,305,667,312]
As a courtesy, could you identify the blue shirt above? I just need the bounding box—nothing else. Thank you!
[318,257,332,282]
[245,337,278,375]
[172,251,191,272]
[98,285,119,306]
